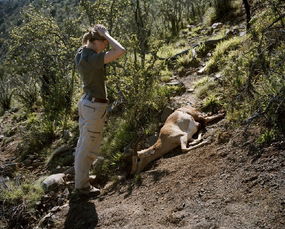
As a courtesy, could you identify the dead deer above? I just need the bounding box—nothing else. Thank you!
[131,106,225,174]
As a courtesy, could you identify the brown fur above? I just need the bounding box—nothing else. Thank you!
[131,106,225,174]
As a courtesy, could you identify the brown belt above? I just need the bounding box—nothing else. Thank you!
[84,95,108,103]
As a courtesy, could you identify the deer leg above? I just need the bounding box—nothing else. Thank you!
[180,134,190,153]
[188,132,203,146]
[181,132,205,152]
[185,139,210,152]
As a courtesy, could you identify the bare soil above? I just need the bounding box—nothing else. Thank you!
[51,69,284,228]
[53,121,284,229]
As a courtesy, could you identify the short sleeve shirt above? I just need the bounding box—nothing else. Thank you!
[75,47,107,99]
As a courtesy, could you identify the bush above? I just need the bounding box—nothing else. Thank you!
[202,94,223,113]
[18,114,56,160]
[205,35,248,73]
[98,65,183,178]
[0,179,44,206]
[205,4,285,140]
[0,68,15,113]
[203,7,216,25]
[15,77,39,111]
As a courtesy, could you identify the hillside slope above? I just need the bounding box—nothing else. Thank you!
[1,18,284,229]
[47,72,285,229]
[51,24,284,228]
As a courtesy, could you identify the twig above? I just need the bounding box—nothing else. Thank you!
[264,13,285,31]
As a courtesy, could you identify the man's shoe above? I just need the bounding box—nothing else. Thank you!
[77,186,101,197]
[69,186,100,200]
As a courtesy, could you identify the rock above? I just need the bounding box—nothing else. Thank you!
[0,163,17,177]
[239,31,247,37]
[204,37,225,49]
[211,22,223,29]
[52,145,70,156]
[62,130,72,140]
[161,106,174,122]
[9,107,19,113]
[42,173,65,191]
[89,175,97,186]
[226,27,240,37]
[186,24,195,29]
[214,72,223,79]
[198,66,207,75]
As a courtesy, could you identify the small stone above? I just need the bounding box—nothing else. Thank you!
[198,66,207,74]
[211,22,223,29]
[42,173,65,191]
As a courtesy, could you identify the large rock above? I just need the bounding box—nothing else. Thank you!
[42,173,65,191]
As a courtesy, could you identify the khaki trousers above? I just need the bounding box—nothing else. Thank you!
[74,95,107,189]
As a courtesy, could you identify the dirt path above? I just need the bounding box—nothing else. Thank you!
[52,67,285,228]
[54,122,284,229]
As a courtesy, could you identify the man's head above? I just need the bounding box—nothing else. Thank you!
[82,25,109,52]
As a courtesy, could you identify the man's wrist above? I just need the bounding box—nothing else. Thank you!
[104,32,111,38]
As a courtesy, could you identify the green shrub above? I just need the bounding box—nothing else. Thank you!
[18,115,56,160]
[98,79,182,178]
[176,52,193,68]
[257,129,277,145]
[204,5,285,140]
[202,94,223,113]
[205,35,248,73]
[160,67,173,82]
[195,77,217,99]
[0,68,15,113]
[0,179,44,207]
[203,7,216,25]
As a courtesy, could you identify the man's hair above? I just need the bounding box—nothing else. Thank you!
[82,25,106,45]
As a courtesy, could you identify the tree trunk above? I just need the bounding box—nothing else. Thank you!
[242,0,251,30]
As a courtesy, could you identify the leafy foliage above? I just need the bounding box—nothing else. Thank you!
[204,0,285,137]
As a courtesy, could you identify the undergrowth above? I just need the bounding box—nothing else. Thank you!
[203,3,285,141]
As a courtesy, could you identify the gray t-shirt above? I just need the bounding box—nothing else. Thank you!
[75,47,107,99]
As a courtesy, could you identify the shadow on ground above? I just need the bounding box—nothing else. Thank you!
[64,197,98,229]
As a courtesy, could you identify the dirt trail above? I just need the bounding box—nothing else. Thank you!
[55,121,284,229]
[53,68,285,228]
